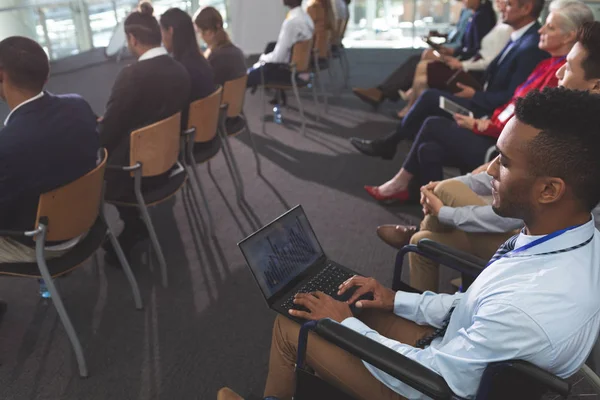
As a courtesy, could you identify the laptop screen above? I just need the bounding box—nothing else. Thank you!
[238,206,325,300]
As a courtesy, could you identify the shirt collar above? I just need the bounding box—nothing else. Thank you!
[4,91,45,126]
[138,46,168,62]
[288,6,304,19]
[510,20,536,43]
[514,215,596,256]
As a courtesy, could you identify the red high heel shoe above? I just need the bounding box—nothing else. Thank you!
[364,185,410,203]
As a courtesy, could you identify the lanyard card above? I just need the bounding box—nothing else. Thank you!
[497,103,515,123]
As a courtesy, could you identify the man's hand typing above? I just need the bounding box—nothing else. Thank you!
[289,292,353,322]
[338,276,395,311]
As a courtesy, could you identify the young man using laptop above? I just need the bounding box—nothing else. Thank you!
[261,88,600,399]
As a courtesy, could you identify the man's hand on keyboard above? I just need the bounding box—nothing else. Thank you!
[289,292,353,323]
[338,276,395,311]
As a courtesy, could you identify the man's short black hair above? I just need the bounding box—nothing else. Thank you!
[0,37,49,93]
[577,21,600,81]
[515,87,600,212]
[284,0,302,7]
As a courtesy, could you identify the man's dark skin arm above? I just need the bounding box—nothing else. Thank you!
[289,276,396,322]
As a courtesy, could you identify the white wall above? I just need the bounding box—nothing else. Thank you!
[0,1,37,41]
[228,0,288,55]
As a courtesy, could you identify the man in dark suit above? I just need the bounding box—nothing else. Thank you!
[99,4,190,262]
[0,37,99,265]
[350,0,548,160]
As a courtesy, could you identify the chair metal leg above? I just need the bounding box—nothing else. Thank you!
[133,172,168,287]
[291,73,306,136]
[311,74,320,121]
[260,65,267,134]
[106,225,143,309]
[214,120,244,201]
[341,48,350,88]
[241,110,262,176]
[314,60,328,114]
[190,164,215,237]
[35,228,88,377]
[219,122,246,203]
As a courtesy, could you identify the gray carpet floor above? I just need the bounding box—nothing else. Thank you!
[0,48,595,399]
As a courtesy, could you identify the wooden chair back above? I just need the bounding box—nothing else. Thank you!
[222,75,248,118]
[315,31,331,59]
[130,113,181,177]
[188,86,223,143]
[35,149,107,242]
[291,39,313,73]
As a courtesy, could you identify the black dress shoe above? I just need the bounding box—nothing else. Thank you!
[349,137,396,160]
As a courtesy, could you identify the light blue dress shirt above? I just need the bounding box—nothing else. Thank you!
[342,218,600,399]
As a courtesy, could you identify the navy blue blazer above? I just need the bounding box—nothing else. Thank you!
[0,92,99,232]
[471,22,549,113]
[454,1,496,61]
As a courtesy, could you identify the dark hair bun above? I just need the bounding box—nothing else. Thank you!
[138,1,154,16]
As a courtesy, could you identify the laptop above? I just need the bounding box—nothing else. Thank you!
[238,205,370,322]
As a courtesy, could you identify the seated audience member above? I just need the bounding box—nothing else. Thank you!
[378,20,600,293]
[350,0,548,160]
[263,88,600,399]
[246,0,314,89]
[160,7,216,125]
[194,6,247,86]
[363,0,592,203]
[99,2,190,262]
[395,0,512,119]
[352,2,474,107]
[0,36,99,264]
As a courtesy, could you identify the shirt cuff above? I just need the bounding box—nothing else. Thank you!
[393,291,422,318]
[437,206,456,227]
[341,317,373,334]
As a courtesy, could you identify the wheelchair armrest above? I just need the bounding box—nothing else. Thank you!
[496,361,570,397]
[417,238,487,277]
[313,318,453,400]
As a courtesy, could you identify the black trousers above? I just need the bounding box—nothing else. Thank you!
[381,88,487,147]
[378,54,421,101]
[402,116,496,185]
[246,41,294,88]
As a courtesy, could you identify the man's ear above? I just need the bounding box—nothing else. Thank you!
[591,79,600,94]
[538,177,567,205]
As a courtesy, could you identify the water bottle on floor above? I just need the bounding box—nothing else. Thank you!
[273,104,282,124]
[38,279,51,299]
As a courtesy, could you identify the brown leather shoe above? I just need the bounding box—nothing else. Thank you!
[217,387,244,400]
[352,87,384,107]
[376,225,417,249]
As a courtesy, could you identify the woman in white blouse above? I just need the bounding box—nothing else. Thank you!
[396,0,512,118]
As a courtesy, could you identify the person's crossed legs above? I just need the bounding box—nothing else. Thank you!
[408,179,518,292]
[264,310,434,400]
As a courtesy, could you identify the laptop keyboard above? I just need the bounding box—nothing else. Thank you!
[281,263,354,312]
